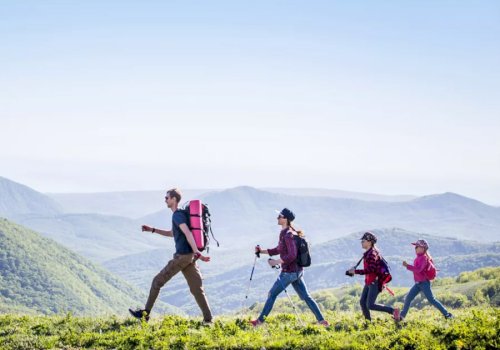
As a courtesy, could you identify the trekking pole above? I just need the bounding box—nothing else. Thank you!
[270,259,305,327]
[245,246,260,300]
[241,245,261,313]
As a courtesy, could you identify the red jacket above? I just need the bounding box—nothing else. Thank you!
[355,248,379,285]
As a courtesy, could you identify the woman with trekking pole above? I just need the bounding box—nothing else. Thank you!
[347,232,400,322]
[398,239,453,321]
[249,208,329,327]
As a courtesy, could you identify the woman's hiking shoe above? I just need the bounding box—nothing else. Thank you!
[128,308,150,322]
[249,319,263,327]
[393,308,401,321]
[318,320,330,327]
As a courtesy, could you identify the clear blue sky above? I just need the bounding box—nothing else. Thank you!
[1,1,499,204]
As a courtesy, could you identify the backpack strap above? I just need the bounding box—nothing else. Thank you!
[209,225,220,247]
[353,256,364,269]
[201,204,220,249]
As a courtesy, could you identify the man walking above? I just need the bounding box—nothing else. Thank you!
[129,188,213,323]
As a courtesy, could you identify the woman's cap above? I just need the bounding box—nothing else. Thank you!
[411,239,429,249]
[360,231,377,243]
[276,208,295,221]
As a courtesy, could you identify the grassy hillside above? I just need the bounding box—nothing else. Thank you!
[0,267,497,349]
[0,307,497,349]
[0,219,180,316]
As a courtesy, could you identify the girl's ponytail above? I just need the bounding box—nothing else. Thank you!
[425,250,433,261]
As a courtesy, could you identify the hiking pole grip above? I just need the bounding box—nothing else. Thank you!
[269,258,281,269]
[255,244,261,258]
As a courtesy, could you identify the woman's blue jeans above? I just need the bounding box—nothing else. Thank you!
[400,280,450,319]
[258,271,324,322]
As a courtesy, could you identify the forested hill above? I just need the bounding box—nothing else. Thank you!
[0,218,180,316]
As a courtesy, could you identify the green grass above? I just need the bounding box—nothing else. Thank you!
[0,307,498,349]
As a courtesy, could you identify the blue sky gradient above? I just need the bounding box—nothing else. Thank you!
[1,1,499,204]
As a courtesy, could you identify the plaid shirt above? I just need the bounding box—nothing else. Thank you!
[267,228,301,273]
[355,247,380,285]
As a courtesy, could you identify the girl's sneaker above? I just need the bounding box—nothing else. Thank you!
[250,319,263,327]
[393,308,401,321]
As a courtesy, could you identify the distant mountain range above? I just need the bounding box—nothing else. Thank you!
[0,218,181,316]
[47,187,417,218]
[262,188,416,202]
[4,176,499,246]
[48,189,213,219]
[141,186,500,244]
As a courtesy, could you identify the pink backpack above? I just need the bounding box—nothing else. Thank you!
[425,258,437,280]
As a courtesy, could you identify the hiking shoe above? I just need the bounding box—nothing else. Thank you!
[445,313,454,319]
[202,319,213,326]
[128,308,150,321]
[249,319,263,327]
[318,320,330,327]
[393,307,401,321]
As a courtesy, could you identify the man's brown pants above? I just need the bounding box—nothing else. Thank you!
[145,253,212,321]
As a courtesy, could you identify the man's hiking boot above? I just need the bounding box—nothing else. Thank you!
[202,319,213,326]
[128,308,150,322]
[393,307,401,322]
[317,320,330,327]
[249,319,263,327]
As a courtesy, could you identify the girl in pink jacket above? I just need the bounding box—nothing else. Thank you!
[399,239,452,320]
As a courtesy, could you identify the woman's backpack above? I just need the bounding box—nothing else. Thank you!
[294,235,311,267]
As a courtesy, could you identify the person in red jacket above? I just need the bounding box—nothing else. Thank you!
[399,239,453,320]
[347,232,399,321]
[250,208,329,327]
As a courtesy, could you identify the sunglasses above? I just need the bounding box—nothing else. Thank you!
[277,215,285,219]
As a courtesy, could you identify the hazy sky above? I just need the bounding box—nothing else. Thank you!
[1,1,499,204]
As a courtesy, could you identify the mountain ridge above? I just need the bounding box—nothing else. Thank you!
[0,177,61,217]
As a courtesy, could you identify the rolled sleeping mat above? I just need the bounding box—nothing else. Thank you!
[189,200,204,250]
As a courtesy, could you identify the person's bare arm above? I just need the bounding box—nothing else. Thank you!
[142,225,173,237]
